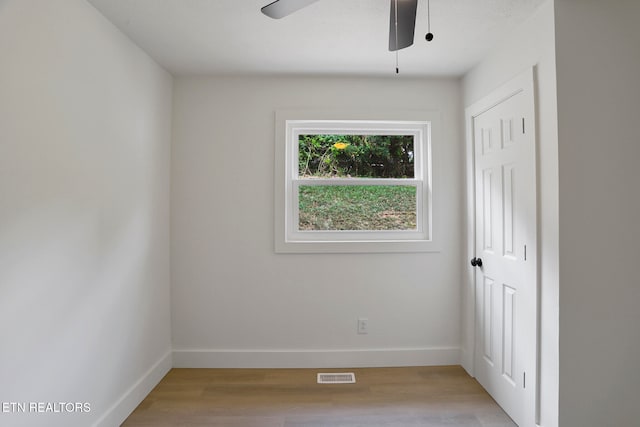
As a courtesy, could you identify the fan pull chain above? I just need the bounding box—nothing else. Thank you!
[394,0,399,74]
[425,0,434,41]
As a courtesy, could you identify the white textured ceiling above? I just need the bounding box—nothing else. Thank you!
[88,0,545,77]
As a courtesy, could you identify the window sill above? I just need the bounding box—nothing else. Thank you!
[275,239,440,254]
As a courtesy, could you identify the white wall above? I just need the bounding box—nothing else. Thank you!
[555,1,640,426]
[0,1,173,426]
[171,76,464,367]
[462,1,559,426]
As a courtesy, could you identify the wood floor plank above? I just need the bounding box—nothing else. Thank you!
[121,366,516,427]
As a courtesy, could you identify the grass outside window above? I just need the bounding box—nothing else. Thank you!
[298,185,417,231]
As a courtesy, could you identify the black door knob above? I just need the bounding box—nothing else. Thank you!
[470,257,483,268]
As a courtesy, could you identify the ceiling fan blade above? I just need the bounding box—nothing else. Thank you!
[261,0,322,19]
[388,0,418,51]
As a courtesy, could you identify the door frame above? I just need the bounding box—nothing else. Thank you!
[462,67,540,425]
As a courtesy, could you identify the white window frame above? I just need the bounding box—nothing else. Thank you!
[275,110,440,253]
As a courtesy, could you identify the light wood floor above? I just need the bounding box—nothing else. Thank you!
[122,366,516,427]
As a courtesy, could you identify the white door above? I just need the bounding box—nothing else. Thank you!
[471,71,537,426]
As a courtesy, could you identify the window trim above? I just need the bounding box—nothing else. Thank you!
[275,109,441,254]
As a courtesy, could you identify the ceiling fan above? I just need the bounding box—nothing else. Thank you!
[261,0,427,52]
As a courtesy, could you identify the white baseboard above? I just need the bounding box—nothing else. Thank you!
[93,350,172,427]
[460,347,475,377]
[172,347,460,368]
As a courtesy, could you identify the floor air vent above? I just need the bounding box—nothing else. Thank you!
[317,373,356,384]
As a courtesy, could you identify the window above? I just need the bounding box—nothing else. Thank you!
[275,110,439,253]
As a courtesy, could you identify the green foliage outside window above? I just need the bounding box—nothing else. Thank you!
[298,134,414,178]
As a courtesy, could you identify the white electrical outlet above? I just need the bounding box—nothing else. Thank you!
[357,318,369,334]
